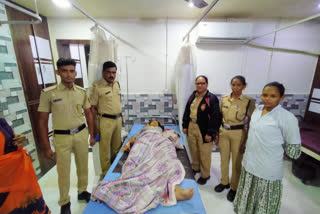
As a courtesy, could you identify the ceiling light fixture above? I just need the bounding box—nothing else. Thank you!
[52,0,71,9]
[318,3,320,8]
[185,0,208,9]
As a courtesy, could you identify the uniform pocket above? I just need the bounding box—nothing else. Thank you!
[99,90,113,106]
[52,98,66,113]
[235,110,246,122]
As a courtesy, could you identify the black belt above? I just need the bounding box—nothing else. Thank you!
[101,113,121,119]
[222,123,244,130]
[54,124,86,135]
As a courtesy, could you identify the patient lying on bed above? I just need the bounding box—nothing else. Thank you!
[91,120,194,213]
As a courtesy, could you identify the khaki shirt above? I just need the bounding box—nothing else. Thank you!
[89,79,122,115]
[38,83,91,130]
[190,93,204,120]
[221,94,255,126]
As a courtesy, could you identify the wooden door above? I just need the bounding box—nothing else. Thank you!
[56,40,91,88]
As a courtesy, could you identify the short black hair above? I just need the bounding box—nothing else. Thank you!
[149,120,164,131]
[263,81,285,97]
[231,75,247,86]
[195,75,208,84]
[102,61,117,71]
[56,58,76,69]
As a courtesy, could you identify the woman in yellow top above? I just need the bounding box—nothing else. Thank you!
[214,76,255,202]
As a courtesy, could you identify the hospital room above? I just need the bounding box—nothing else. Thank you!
[0,0,320,213]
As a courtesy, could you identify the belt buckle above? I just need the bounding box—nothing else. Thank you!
[70,127,78,134]
[224,124,231,130]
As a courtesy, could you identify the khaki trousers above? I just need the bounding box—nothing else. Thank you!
[53,128,89,206]
[99,117,122,177]
[219,128,244,190]
[188,122,213,178]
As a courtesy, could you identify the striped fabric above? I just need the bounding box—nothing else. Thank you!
[91,130,185,213]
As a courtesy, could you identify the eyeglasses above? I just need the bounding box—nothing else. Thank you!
[195,82,206,85]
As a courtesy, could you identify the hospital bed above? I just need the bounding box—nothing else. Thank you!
[83,116,206,214]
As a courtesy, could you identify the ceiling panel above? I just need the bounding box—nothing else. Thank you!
[8,0,320,19]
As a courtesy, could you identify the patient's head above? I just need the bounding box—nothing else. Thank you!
[147,120,164,131]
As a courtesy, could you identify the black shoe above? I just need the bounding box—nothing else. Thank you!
[78,191,91,203]
[214,183,230,192]
[60,202,71,214]
[192,169,200,175]
[197,176,210,185]
[227,189,237,202]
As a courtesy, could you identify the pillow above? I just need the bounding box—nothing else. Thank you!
[163,129,184,149]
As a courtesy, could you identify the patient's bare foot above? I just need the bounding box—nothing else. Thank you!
[175,185,194,201]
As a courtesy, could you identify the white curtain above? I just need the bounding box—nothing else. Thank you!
[88,25,118,86]
[88,25,118,176]
[175,42,197,130]
[175,42,197,155]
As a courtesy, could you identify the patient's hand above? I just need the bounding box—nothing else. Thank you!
[121,142,131,152]
[121,137,135,152]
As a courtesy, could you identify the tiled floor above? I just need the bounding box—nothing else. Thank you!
[38,152,320,214]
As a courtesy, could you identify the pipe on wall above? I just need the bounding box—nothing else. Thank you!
[0,0,42,25]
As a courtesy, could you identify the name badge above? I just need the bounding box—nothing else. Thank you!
[53,98,62,102]
[223,106,229,108]
[201,104,206,111]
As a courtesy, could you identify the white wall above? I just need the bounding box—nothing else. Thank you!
[47,18,319,95]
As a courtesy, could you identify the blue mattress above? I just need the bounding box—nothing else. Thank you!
[83,124,206,214]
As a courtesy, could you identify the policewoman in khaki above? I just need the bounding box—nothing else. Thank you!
[214,76,255,202]
[182,75,221,185]
[89,61,122,178]
[38,58,95,214]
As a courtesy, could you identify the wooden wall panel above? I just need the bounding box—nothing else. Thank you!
[6,6,56,176]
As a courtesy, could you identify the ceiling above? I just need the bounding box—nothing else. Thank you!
[10,0,320,19]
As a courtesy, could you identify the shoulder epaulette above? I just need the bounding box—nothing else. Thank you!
[75,85,86,91]
[244,95,256,102]
[42,85,57,92]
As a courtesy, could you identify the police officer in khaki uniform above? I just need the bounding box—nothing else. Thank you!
[214,76,255,202]
[182,75,221,185]
[89,61,122,179]
[38,58,95,214]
